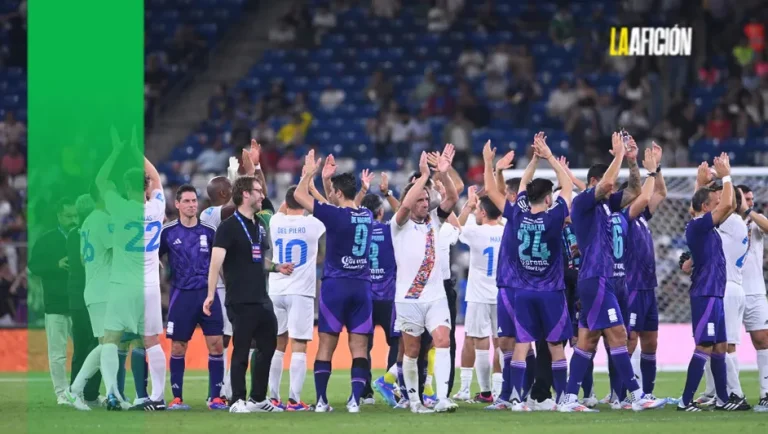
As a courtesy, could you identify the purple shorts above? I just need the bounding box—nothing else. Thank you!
[577,277,625,331]
[628,289,659,333]
[497,286,517,338]
[318,278,373,335]
[691,296,726,345]
[167,288,223,342]
[514,289,572,343]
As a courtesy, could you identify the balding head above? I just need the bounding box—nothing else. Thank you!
[207,176,233,206]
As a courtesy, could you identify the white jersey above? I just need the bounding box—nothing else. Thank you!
[459,223,503,304]
[268,212,326,297]
[717,213,749,286]
[200,205,225,289]
[743,218,766,296]
[438,222,460,280]
[81,209,113,306]
[391,209,447,304]
[105,189,165,288]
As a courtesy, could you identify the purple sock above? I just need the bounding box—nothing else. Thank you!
[509,360,527,401]
[582,358,594,397]
[710,353,729,405]
[566,348,594,396]
[552,359,568,403]
[682,350,709,405]
[499,351,513,401]
[397,362,409,400]
[351,358,368,405]
[607,353,619,400]
[314,360,332,404]
[170,355,185,400]
[640,353,657,394]
[208,353,224,400]
[522,349,536,400]
[609,346,642,399]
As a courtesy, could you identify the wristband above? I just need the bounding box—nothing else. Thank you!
[722,175,732,184]
[270,263,277,273]
[255,163,261,170]
[384,189,392,197]
[647,172,658,177]
[745,207,754,217]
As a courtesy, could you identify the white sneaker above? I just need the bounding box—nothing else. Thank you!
[221,378,232,401]
[610,399,632,410]
[695,393,715,406]
[558,395,599,413]
[246,398,284,412]
[581,393,599,408]
[63,389,90,411]
[58,394,73,406]
[229,399,251,413]
[631,395,666,412]
[452,389,471,401]
[434,398,459,413]
[510,399,532,412]
[393,397,410,409]
[315,399,333,413]
[410,401,435,414]
[361,397,375,405]
[347,400,360,413]
[85,395,107,408]
[598,392,613,404]
[133,397,150,406]
[529,398,556,411]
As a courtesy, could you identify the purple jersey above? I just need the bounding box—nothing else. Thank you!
[313,199,373,281]
[611,211,629,279]
[159,220,217,290]
[686,212,726,297]
[561,223,580,270]
[496,201,519,289]
[509,192,569,292]
[570,188,624,281]
[625,207,657,291]
[370,220,396,301]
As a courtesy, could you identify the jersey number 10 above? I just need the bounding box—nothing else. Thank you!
[275,238,308,267]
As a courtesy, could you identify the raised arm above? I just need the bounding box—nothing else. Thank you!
[519,133,545,194]
[309,178,327,204]
[96,128,125,196]
[379,172,400,212]
[695,161,713,193]
[536,135,573,207]
[354,169,374,207]
[458,186,478,226]
[628,148,658,219]
[247,140,269,198]
[495,150,515,195]
[144,157,162,193]
[595,132,626,201]
[435,144,459,215]
[294,150,322,213]
[483,141,507,212]
[648,142,667,213]
[747,210,768,233]
[395,152,430,227]
[618,138,641,208]
[321,154,337,201]
[557,156,587,191]
[711,153,735,225]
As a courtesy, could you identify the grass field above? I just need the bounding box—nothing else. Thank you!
[1,370,767,434]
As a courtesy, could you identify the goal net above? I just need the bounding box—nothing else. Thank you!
[502,167,768,324]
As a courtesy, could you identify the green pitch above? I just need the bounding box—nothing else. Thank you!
[1,371,766,434]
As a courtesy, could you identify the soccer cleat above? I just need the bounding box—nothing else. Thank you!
[695,393,715,406]
[133,397,150,406]
[393,397,410,409]
[665,397,680,406]
[314,399,334,413]
[346,399,360,413]
[631,395,666,412]
[529,397,557,411]
[610,399,632,410]
[509,398,532,412]
[677,401,705,412]
[558,395,599,413]
[285,399,311,412]
[485,399,513,410]
[130,399,166,411]
[362,395,376,405]
[246,398,284,412]
[85,395,107,408]
[410,401,435,414]
[57,395,72,406]
[753,394,768,412]
[715,394,751,411]
[452,389,471,401]
[168,397,190,411]
[208,397,229,410]
[229,399,251,413]
[423,392,438,405]
[598,392,613,404]
[434,398,459,413]
[269,398,286,410]
[474,392,494,404]
[106,394,123,411]
[581,393,599,408]
[373,377,398,407]
[63,388,91,411]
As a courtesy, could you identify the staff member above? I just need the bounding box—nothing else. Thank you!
[29,197,78,404]
[204,176,293,414]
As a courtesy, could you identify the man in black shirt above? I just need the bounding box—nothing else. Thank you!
[204,175,293,413]
[28,197,79,404]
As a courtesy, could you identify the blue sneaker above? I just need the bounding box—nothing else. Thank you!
[422,393,438,408]
[207,397,229,410]
[168,397,190,410]
[372,377,398,407]
[106,394,122,411]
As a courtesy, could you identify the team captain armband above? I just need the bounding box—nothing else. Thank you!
[436,206,451,219]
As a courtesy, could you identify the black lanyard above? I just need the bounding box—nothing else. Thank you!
[234,212,262,263]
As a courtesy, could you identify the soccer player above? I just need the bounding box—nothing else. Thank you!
[159,185,227,410]
[455,186,503,404]
[678,154,736,412]
[559,132,665,412]
[292,151,374,413]
[96,131,167,410]
[266,185,326,411]
[501,134,573,412]
[737,185,768,411]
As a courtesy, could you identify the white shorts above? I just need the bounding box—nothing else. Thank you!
[271,294,315,341]
[743,294,768,332]
[87,302,106,338]
[102,282,163,337]
[724,282,746,344]
[395,298,452,337]
[217,286,232,336]
[465,302,498,338]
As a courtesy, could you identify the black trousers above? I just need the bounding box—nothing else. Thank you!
[69,307,101,401]
[227,302,277,403]
[443,279,458,395]
[363,300,399,397]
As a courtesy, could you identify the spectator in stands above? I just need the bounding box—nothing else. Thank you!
[320,84,346,110]
[565,99,601,165]
[445,0,465,15]
[442,111,472,171]
[390,109,416,157]
[367,110,391,158]
[705,105,733,140]
[507,73,540,125]
[208,83,232,117]
[264,81,290,117]
[736,91,761,126]
[574,78,598,106]
[547,79,577,120]
[508,45,534,78]
[145,54,168,101]
[313,4,337,45]
[277,112,312,148]
[549,4,575,48]
[618,67,651,108]
[427,0,451,32]
[484,69,508,101]
[426,84,456,117]
[411,69,438,104]
[745,16,765,53]
[515,1,547,36]
[758,77,768,122]
[652,119,686,167]
[0,0,26,69]
[486,43,511,75]
[669,101,703,145]
[168,24,207,72]
[292,91,310,114]
[466,156,484,185]
[365,69,394,104]
[234,90,253,120]
[475,0,498,33]
[596,93,620,139]
[577,38,603,76]
[276,146,302,176]
[269,18,298,45]
[457,44,484,80]
[231,119,251,147]
[195,136,231,174]
[1,142,25,177]
[251,118,276,147]
[617,102,651,141]
[0,259,15,326]
[410,110,432,159]
[0,111,26,146]
[372,0,401,18]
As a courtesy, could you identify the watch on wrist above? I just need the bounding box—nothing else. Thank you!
[745,207,754,217]
[384,189,392,197]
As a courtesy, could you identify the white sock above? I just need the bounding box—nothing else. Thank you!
[726,352,743,397]
[248,348,254,367]
[757,349,768,397]
[496,348,504,371]
[72,344,102,395]
[222,346,231,398]
[434,347,451,399]
[268,350,284,401]
[403,356,420,401]
[631,350,642,386]
[100,343,119,398]
[289,352,307,403]
[474,349,491,393]
[492,372,503,398]
[459,367,473,393]
[146,344,167,402]
[704,359,715,396]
